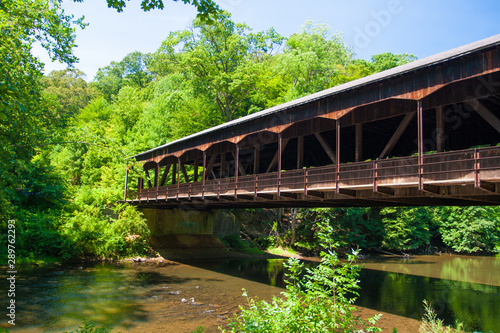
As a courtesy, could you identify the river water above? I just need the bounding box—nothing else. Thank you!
[1,254,499,332]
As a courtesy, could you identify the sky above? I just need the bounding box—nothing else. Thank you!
[35,0,500,81]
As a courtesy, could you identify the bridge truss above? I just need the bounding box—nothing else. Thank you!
[125,35,500,209]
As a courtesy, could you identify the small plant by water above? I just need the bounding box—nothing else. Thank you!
[418,300,465,333]
[221,220,382,332]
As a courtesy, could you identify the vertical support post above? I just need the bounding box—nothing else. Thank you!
[417,100,424,190]
[194,158,199,182]
[335,120,341,193]
[202,151,207,200]
[155,163,159,200]
[297,136,304,169]
[355,123,363,162]
[154,163,159,187]
[177,157,181,199]
[235,144,240,198]
[172,162,177,185]
[436,106,444,152]
[254,145,260,174]
[124,166,129,201]
[278,133,283,196]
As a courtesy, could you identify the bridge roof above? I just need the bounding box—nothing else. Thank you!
[132,34,500,161]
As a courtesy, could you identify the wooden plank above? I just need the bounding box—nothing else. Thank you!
[266,138,290,173]
[466,100,500,133]
[314,132,336,164]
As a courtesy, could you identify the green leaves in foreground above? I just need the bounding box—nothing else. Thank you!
[222,221,381,333]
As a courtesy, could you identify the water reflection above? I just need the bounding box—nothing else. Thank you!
[186,256,500,333]
[2,255,499,332]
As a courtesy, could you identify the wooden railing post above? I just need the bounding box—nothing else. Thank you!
[373,160,378,192]
[304,169,308,195]
[474,148,480,188]
[217,179,221,200]
[254,175,258,198]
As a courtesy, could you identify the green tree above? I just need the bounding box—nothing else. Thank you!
[370,52,417,72]
[380,207,433,251]
[95,0,221,21]
[0,0,85,220]
[435,206,500,253]
[276,20,354,101]
[41,69,95,130]
[150,12,284,122]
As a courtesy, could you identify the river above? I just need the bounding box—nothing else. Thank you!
[1,254,499,332]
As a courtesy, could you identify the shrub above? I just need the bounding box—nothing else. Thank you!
[221,220,381,333]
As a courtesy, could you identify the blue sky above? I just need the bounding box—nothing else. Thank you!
[36,0,500,81]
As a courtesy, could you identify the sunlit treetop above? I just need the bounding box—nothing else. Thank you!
[73,0,221,22]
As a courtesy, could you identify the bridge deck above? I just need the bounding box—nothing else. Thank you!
[127,146,500,208]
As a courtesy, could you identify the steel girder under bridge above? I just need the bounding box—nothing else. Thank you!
[124,35,500,209]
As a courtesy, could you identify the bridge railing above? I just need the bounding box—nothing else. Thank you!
[135,146,500,201]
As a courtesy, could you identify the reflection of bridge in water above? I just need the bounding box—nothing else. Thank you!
[125,35,500,209]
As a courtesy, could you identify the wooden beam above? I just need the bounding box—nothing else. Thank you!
[278,133,282,196]
[266,138,290,173]
[297,136,304,169]
[172,162,177,184]
[436,106,444,152]
[159,164,171,186]
[418,101,424,191]
[315,132,336,164]
[220,152,226,178]
[355,123,362,162]
[193,159,198,182]
[254,145,260,174]
[205,154,217,179]
[154,164,159,187]
[180,162,190,183]
[378,112,415,159]
[231,150,245,176]
[466,100,500,133]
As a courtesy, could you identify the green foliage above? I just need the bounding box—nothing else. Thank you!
[222,221,381,332]
[435,206,500,253]
[380,207,433,251]
[63,321,113,333]
[221,234,262,254]
[95,0,222,22]
[419,300,465,333]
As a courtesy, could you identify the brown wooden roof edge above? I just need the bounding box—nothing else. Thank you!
[131,34,500,160]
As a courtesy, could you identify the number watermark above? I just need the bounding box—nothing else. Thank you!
[6,219,16,326]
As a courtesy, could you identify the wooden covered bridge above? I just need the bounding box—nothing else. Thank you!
[125,35,500,209]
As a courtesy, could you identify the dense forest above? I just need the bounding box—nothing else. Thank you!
[1,1,499,264]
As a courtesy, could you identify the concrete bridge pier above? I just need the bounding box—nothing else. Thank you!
[140,208,240,258]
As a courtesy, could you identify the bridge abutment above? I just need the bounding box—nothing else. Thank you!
[140,208,240,258]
